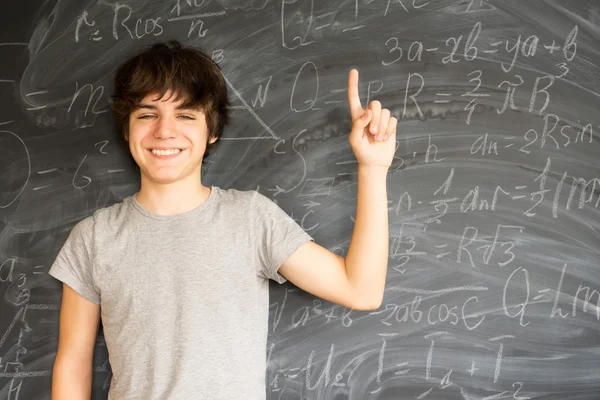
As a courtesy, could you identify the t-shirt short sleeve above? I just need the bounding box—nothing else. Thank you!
[253,192,314,284]
[48,218,100,304]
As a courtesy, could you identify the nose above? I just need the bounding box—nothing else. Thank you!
[154,116,177,139]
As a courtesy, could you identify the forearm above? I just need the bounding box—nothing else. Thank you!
[52,356,93,400]
[345,165,389,309]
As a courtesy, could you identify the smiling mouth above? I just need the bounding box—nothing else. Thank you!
[149,148,184,156]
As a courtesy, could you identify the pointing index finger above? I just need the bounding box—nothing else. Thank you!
[347,68,363,120]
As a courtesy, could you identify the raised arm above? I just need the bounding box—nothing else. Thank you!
[279,69,396,310]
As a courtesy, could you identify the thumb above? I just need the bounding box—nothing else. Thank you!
[353,109,372,130]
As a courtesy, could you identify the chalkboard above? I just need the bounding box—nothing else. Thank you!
[1,0,599,399]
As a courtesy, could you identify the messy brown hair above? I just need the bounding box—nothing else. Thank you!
[111,40,229,160]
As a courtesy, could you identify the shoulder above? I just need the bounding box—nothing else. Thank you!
[71,197,134,241]
[92,197,132,225]
[57,198,131,255]
[212,186,270,208]
[211,187,282,224]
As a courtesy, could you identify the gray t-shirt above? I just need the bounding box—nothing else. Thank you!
[49,186,313,400]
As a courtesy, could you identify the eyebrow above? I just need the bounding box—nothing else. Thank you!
[135,103,198,111]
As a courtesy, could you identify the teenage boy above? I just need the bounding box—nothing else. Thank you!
[49,40,397,399]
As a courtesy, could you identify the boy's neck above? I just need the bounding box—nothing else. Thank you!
[135,174,212,216]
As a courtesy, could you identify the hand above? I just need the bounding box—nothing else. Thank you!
[347,69,397,170]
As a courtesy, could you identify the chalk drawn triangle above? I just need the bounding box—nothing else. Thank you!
[221,75,279,141]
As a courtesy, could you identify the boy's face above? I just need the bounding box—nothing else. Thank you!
[127,91,217,186]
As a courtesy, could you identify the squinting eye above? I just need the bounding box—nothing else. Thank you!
[138,115,155,119]
[178,115,194,120]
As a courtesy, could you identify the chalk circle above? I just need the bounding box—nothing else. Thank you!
[0,130,31,208]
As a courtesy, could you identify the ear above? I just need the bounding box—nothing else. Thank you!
[208,136,218,145]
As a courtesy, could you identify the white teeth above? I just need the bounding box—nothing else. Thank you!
[151,149,181,156]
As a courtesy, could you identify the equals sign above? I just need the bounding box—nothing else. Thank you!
[33,265,45,275]
[387,200,395,212]
[481,41,502,54]
[324,88,345,104]
[33,168,59,190]
[286,367,301,379]
[25,90,49,110]
[395,361,410,376]
[503,136,516,148]
[533,288,550,301]
[315,12,334,30]
[434,93,452,104]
